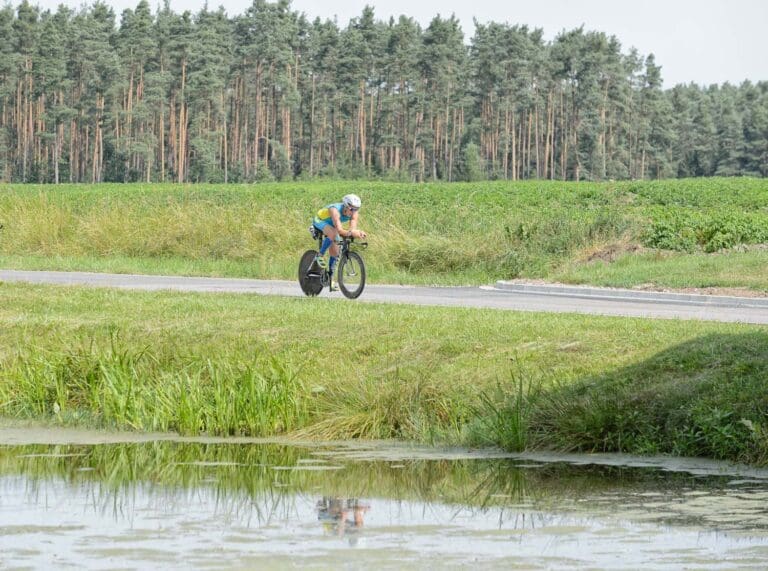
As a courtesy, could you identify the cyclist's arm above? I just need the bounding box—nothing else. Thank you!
[330,208,354,238]
[347,211,367,239]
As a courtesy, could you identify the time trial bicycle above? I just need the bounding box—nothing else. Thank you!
[298,227,367,299]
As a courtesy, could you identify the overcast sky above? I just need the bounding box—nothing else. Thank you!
[31,0,768,87]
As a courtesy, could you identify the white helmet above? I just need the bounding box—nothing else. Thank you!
[342,194,361,209]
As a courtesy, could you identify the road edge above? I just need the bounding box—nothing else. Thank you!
[494,281,768,309]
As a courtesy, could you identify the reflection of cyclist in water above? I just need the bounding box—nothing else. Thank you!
[316,496,370,541]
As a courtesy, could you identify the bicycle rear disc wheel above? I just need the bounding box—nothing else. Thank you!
[338,251,366,299]
[298,250,324,296]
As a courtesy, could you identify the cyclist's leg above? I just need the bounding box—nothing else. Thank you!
[319,236,332,255]
[320,226,340,290]
[311,221,333,268]
[321,225,340,258]
[313,222,333,256]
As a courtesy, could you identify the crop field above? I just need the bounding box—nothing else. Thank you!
[0,177,766,291]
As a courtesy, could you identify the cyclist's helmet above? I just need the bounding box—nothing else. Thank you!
[342,194,362,210]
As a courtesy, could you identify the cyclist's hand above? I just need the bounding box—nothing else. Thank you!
[357,230,367,239]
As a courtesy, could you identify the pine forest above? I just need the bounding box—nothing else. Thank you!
[1,0,766,184]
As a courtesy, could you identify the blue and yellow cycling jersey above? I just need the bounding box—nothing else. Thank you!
[313,202,350,230]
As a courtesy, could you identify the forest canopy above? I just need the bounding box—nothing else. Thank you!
[0,0,766,183]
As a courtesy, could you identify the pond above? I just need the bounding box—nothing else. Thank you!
[1,433,767,569]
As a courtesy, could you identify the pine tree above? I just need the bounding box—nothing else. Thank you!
[0,6,15,181]
[13,0,40,181]
[640,54,676,179]
[380,16,420,178]
[187,6,232,182]
[420,15,467,181]
[740,81,768,176]
[34,6,72,182]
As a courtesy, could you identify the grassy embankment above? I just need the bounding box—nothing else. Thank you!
[0,178,766,291]
[0,283,766,464]
[0,179,766,464]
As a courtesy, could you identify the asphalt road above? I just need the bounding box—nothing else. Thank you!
[1,269,767,325]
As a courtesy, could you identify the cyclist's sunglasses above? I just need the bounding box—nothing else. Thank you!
[348,206,359,212]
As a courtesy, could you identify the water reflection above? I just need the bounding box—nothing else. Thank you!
[316,497,370,543]
[1,441,768,569]
[2,440,768,531]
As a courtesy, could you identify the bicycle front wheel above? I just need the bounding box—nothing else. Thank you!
[338,251,366,299]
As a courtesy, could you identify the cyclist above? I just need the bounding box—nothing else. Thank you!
[312,194,367,290]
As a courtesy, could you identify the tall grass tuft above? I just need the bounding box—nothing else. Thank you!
[467,365,547,452]
[0,338,309,436]
[295,369,473,442]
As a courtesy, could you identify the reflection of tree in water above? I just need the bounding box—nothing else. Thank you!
[0,441,764,532]
[316,496,370,544]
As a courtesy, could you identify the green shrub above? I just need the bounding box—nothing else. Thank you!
[644,210,768,252]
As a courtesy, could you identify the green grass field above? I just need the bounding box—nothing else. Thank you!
[1,178,767,464]
[0,283,766,464]
[0,178,766,291]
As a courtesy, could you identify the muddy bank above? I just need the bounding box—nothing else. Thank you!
[2,419,767,480]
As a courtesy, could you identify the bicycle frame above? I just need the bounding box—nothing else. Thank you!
[311,227,364,261]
